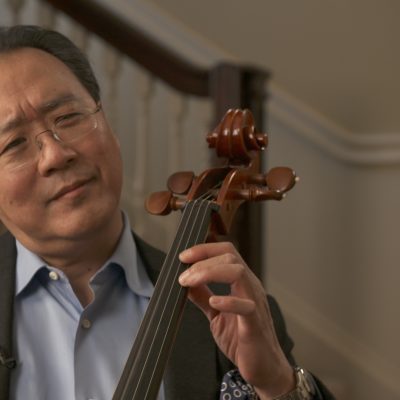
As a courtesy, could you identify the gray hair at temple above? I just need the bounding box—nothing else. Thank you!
[0,25,100,102]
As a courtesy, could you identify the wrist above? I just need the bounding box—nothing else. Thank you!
[268,366,320,400]
[254,362,296,400]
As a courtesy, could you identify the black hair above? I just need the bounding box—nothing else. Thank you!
[0,25,100,101]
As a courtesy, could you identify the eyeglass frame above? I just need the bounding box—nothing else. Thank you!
[0,103,102,171]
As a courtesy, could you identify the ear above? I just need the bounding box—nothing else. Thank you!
[97,104,120,146]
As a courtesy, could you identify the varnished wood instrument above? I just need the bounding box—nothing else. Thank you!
[112,109,297,399]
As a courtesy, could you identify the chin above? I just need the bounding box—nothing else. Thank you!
[56,204,121,239]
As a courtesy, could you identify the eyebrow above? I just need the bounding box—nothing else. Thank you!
[0,94,80,135]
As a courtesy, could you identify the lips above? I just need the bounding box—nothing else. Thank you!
[51,178,93,201]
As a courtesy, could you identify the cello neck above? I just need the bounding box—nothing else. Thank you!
[113,199,217,400]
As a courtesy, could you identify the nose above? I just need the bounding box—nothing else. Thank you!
[35,129,61,150]
[36,131,78,176]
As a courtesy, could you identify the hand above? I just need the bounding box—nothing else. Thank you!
[179,242,295,399]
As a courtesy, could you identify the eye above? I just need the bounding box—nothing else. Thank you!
[0,137,27,156]
[55,112,84,128]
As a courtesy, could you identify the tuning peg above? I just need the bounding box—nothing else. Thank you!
[233,167,298,202]
[167,171,195,194]
[265,167,297,193]
[145,191,185,215]
[234,187,286,201]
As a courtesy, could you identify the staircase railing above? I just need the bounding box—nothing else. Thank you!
[6,0,270,276]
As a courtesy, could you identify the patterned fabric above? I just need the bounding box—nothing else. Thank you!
[220,369,259,400]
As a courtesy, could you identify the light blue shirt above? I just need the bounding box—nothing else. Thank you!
[10,215,165,400]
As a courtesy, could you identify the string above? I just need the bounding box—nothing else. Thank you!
[128,202,204,398]
[141,200,213,399]
[129,201,201,397]
[114,192,218,400]
[115,183,220,398]
[140,201,213,398]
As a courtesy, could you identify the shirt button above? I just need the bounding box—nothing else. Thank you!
[81,319,92,329]
[49,271,59,281]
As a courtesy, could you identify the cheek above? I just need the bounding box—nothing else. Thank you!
[0,172,37,226]
[0,173,34,207]
[81,132,123,192]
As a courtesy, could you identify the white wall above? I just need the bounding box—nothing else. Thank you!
[265,89,400,399]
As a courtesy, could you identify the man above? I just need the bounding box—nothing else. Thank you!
[0,25,334,400]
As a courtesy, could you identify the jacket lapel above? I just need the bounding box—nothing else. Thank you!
[134,233,231,399]
[0,232,16,400]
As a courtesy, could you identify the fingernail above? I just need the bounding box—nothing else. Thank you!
[209,296,222,305]
[179,249,190,260]
[179,270,189,285]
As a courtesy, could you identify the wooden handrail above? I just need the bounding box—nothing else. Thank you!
[43,0,209,96]
[42,0,269,277]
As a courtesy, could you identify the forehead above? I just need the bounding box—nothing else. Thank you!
[0,48,92,120]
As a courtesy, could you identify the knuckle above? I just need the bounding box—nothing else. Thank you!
[234,262,246,278]
[221,241,234,249]
[222,252,237,265]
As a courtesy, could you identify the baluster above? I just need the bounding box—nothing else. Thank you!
[37,1,57,29]
[103,46,123,131]
[167,91,187,173]
[130,68,155,237]
[69,23,90,54]
[7,0,26,25]
[191,99,213,171]
[162,92,188,244]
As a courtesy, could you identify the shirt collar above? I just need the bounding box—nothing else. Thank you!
[106,212,154,298]
[15,241,46,296]
[15,211,154,298]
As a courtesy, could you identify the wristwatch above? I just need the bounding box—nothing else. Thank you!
[273,367,319,400]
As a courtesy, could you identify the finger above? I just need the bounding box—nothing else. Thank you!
[179,256,265,304]
[179,242,242,264]
[179,256,246,287]
[209,295,256,315]
[185,285,218,321]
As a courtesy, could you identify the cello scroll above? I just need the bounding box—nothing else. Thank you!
[146,108,298,235]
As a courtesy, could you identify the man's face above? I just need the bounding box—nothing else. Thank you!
[0,48,123,252]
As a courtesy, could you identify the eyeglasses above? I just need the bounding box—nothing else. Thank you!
[0,104,101,171]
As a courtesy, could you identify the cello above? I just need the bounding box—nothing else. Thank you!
[112,109,297,399]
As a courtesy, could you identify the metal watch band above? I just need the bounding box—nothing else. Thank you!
[272,367,318,400]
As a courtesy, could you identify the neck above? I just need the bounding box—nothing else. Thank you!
[19,211,124,307]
